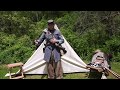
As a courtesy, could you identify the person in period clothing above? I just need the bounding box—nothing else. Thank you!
[87,49,110,79]
[34,19,64,79]
[91,49,109,68]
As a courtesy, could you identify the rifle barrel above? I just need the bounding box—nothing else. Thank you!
[105,67,120,79]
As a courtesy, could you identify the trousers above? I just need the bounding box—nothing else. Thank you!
[47,51,63,79]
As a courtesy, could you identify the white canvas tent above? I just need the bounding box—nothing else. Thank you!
[22,24,89,74]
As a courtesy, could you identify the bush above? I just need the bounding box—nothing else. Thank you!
[1,11,120,64]
[0,44,33,64]
[0,35,34,64]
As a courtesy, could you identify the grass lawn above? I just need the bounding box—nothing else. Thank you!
[0,61,120,79]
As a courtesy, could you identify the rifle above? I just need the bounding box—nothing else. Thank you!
[47,33,67,55]
[103,66,120,79]
[86,65,120,79]
[86,65,104,72]
[34,32,67,54]
[54,43,67,55]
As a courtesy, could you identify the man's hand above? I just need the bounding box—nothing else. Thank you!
[50,38,57,44]
[97,68,104,72]
[34,40,39,45]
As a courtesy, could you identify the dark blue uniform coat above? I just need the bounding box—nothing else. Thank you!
[37,29,64,62]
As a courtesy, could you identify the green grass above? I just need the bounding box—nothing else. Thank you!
[0,64,21,79]
[24,73,88,79]
[0,65,8,79]
[106,62,120,79]
[0,61,120,79]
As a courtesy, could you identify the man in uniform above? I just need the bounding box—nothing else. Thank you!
[87,49,110,79]
[34,20,64,79]
[92,50,109,65]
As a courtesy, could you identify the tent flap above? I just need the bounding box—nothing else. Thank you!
[22,24,89,74]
